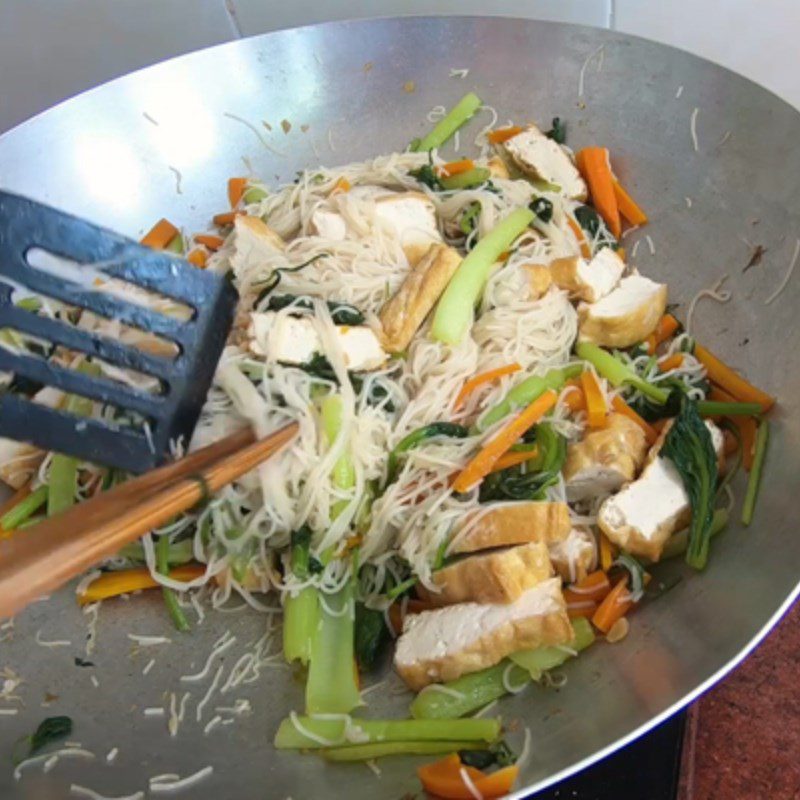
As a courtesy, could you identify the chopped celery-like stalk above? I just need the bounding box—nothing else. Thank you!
[411,92,482,152]
[440,167,491,191]
[431,207,534,345]
[242,186,268,204]
[662,507,729,560]
[305,581,360,714]
[477,364,582,431]
[696,400,762,417]
[510,618,594,678]
[283,587,318,665]
[275,714,500,749]
[576,342,668,403]
[165,233,185,254]
[320,392,355,518]
[322,740,485,761]
[1,485,48,530]
[156,534,190,632]
[118,539,194,566]
[742,420,769,526]
[410,662,529,720]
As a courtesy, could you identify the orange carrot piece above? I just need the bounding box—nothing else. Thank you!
[599,532,615,572]
[452,390,558,493]
[438,159,475,177]
[592,576,633,634]
[644,314,681,353]
[186,248,208,268]
[577,147,621,238]
[418,754,519,800]
[563,570,612,604]
[566,215,592,259]
[695,344,775,412]
[77,564,206,605]
[140,218,179,250]
[488,447,540,474]
[610,395,658,445]
[562,380,586,413]
[331,177,351,194]
[612,179,648,226]
[228,177,248,208]
[193,234,225,251]
[212,210,241,227]
[567,600,598,619]
[658,353,684,372]
[581,370,607,428]
[455,363,521,408]
[487,126,523,144]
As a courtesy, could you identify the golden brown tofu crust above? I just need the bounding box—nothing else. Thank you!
[452,502,571,554]
[379,243,462,352]
[522,264,553,300]
[578,283,667,348]
[417,542,553,606]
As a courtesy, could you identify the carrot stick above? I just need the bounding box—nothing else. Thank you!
[566,215,592,259]
[567,600,598,619]
[193,234,225,251]
[644,314,681,353]
[438,159,475,177]
[212,210,241,227]
[599,532,615,572]
[581,370,607,429]
[576,147,621,238]
[78,564,206,605]
[658,354,684,372]
[140,218,179,250]
[455,363,521,408]
[487,126,523,144]
[610,395,658,445]
[563,570,612,604]
[612,179,648,226]
[562,380,586,412]
[331,177,351,194]
[418,754,519,800]
[695,344,775,412]
[228,177,248,208]
[452,390,557,493]
[488,447,540,474]
[186,248,209,268]
[592,576,633,634]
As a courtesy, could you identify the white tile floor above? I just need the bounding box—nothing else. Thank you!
[0,0,799,134]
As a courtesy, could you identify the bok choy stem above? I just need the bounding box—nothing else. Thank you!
[410,92,483,152]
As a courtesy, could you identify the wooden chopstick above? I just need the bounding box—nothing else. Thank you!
[0,422,298,619]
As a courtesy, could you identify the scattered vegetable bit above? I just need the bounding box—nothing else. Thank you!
[355,603,389,672]
[228,177,248,208]
[658,354,683,372]
[193,234,224,251]
[140,218,179,249]
[576,342,668,404]
[694,344,775,411]
[437,159,475,177]
[77,564,205,605]
[331,177,351,194]
[187,248,208,267]
[15,716,73,764]
[644,314,680,353]
[387,422,469,485]
[322,741,484,761]
[566,215,592,259]
[1,484,48,531]
[440,167,491,191]
[411,92,483,152]
[455,363,521,409]
[563,571,612,605]
[242,185,268,204]
[612,179,648,226]
[418,753,519,800]
[545,117,566,144]
[581,370,607,428]
[487,126,523,144]
[576,147,621,238]
[741,419,769,526]
[156,534,190,632]
[599,532,615,572]
[561,380,586,412]
[592,576,632,634]
[212,210,240,227]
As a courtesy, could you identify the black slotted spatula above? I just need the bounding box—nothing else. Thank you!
[0,191,238,473]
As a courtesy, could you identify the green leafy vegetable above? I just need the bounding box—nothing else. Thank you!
[574,204,617,250]
[16,716,73,763]
[742,419,769,526]
[354,602,389,672]
[459,740,517,770]
[509,618,594,679]
[440,167,491,191]
[156,533,190,632]
[576,342,668,404]
[661,393,718,570]
[459,202,481,236]
[253,253,329,303]
[410,92,483,152]
[266,294,365,326]
[386,422,469,484]
[283,525,319,665]
[529,196,553,223]
[545,117,567,144]
[410,154,443,191]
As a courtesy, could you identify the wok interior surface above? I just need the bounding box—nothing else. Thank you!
[0,16,798,799]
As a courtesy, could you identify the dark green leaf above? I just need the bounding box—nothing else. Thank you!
[459,202,481,236]
[386,423,469,485]
[29,716,72,758]
[409,153,443,191]
[459,740,517,770]
[253,254,329,305]
[73,657,95,668]
[290,524,313,579]
[354,603,389,672]
[545,117,567,144]
[266,294,365,326]
[529,197,553,223]
[661,393,718,570]
[574,204,617,251]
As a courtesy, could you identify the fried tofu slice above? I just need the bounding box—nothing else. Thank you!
[416,542,553,606]
[486,156,511,180]
[394,578,572,690]
[548,527,597,583]
[379,243,462,352]
[549,248,625,303]
[598,420,724,561]
[374,192,442,266]
[563,413,649,501]
[503,126,587,200]
[522,264,553,299]
[451,502,571,555]
[578,275,667,348]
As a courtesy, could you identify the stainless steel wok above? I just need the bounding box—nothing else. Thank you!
[0,16,798,800]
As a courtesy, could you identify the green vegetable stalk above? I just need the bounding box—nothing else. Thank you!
[661,394,718,569]
[386,422,469,485]
[431,207,534,345]
[156,533,190,632]
[575,342,668,404]
[322,740,485,761]
[440,168,491,191]
[283,526,319,665]
[165,233,185,254]
[477,364,582,431]
[696,400,762,417]
[320,393,355,518]
[275,715,500,749]
[410,92,483,152]
[1,485,48,530]
[741,419,769,526]
[509,618,595,679]
[661,507,729,560]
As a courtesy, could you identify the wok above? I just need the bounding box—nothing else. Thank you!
[0,16,798,799]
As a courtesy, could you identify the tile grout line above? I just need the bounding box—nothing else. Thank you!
[222,0,244,39]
